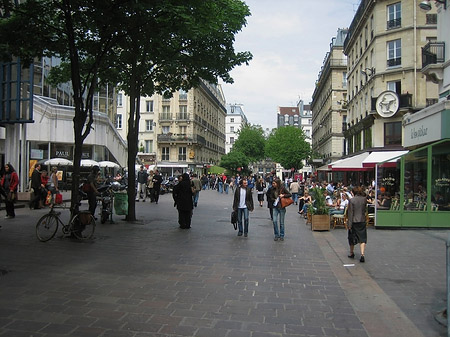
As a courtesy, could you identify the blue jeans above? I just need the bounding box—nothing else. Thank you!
[218,182,223,193]
[292,193,298,204]
[193,192,200,206]
[237,208,249,234]
[224,183,229,194]
[273,207,286,238]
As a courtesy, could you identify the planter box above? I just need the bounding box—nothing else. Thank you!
[311,214,330,231]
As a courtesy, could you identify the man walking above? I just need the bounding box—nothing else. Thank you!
[152,170,163,204]
[29,163,44,209]
[136,165,148,202]
[232,178,254,237]
[191,173,202,207]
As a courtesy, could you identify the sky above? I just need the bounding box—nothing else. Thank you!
[220,0,361,130]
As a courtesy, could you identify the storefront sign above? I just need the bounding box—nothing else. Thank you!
[404,111,441,147]
[376,91,399,118]
[30,149,44,160]
[435,178,450,187]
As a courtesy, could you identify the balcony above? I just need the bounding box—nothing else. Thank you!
[157,133,206,146]
[387,18,401,30]
[176,112,190,121]
[159,113,172,121]
[387,57,401,67]
[371,93,412,111]
[422,41,445,68]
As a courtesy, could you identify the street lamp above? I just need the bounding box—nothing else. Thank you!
[419,0,447,10]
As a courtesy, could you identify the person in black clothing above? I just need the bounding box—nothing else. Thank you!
[29,163,44,209]
[135,165,148,202]
[172,173,194,229]
[152,170,163,204]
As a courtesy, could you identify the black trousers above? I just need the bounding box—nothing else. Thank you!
[88,193,97,216]
[5,199,15,217]
[30,188,42,208]
[178,210,192,228]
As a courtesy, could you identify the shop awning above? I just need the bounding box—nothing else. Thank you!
[157,163,188,168]
[330,152,370,171]
[362,150,408,168]
[316,164,331,171]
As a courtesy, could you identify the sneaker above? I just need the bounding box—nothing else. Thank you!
[280,237,284,241]
[237,232,243,236]
[244,233,248,237]
[274,237,278,241]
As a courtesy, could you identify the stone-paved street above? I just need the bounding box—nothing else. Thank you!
[0,189,447,336]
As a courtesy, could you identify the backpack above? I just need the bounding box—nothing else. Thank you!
[82,182,91,193]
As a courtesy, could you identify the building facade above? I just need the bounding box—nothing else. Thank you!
[311,28,349,166]
[225,104,248,154]
[343,0,439,155]
[116,80,226,177]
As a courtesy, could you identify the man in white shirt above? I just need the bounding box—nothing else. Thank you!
[232,179,254,237]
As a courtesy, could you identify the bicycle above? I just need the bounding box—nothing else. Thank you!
[36,200,96,242]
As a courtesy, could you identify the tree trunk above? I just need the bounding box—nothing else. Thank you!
[125,67,141,221]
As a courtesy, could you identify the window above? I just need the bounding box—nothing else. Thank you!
[116,114,122,129]
[384,122,402,146]
[162,126,170,134]
[305,130,310,138]
[145,119,153,132]
[162,105,170,113]
[178,147,187,161]
[145,140,153,153]
[230,137,235,144]
[387,2,401,29]
[179,89,188,100]
[387,80,401,95]
[230,118,234,123]
[404,149,427,211]
[387,39,401,67]
[230,126,234,132]
[161,147,169,161]
[117,93,123,107]
[146,100,153,112]
[343,72,347,88]
[179,105,187,113]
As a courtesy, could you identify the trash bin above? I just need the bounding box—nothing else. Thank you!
[114,192,128,215]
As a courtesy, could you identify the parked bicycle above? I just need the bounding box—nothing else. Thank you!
[36,200,96,242]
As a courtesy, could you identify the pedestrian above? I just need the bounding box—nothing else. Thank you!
[40,170,49,208]
[1,163,19,219]
[269,179,291,241]
[48,166,59,195]
[255,177,266,207]
[147,170,155,202]
[152,169,163,204]
[290,179,300,205]
[232,178,254,237]
[224,175,230,194]
[191,173,202,207]
[29,163,44,210]
[136,165,148,202]
[347,186,368,262]
[87,165,100,217]
[201,174,208,190]
[0,166,7,216]
[266,180,275,221]
[172,173,194,229]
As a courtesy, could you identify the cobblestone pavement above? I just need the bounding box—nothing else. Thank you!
[0,189,447,336]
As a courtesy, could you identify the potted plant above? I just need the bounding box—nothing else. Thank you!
[308,187,330,231]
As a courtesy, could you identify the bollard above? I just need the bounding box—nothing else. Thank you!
[447,233,450,337]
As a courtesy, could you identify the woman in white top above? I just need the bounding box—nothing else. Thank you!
[329,192,348,215]
[49,167,59,194]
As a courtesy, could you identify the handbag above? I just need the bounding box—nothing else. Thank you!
[280,197,294,208]
[231,210,238,230]
[54,193,63,204]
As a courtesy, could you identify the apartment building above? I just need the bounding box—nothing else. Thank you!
[116,80,226,177]
[311,28,349,166]
[343,0,438,154]
[225,104,248,154]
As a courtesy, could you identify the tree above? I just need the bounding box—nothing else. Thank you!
[105,0,252,220]
[232,125,266,163]
[219,150,249,175]
[0,0,127,216]
[265,126,310,171]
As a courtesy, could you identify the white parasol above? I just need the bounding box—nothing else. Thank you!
[98,160,121,169]
[80,159,100,167]
[42,158,73,166]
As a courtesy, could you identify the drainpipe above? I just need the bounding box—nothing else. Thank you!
[414,2,418,107]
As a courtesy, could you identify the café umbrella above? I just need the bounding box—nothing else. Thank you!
[41,158,73,166]
[80,159,100,167]
[98,160,121,169]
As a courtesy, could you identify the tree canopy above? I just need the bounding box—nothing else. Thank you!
[265,126,310,171]
[231,125,266,163]
[219,150,249,175]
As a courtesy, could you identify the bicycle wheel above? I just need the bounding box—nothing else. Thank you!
[36,214,59,242]
[70,211,96,240]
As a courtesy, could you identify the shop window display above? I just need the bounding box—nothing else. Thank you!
[404,149,427,211]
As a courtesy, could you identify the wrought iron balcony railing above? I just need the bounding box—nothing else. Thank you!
[422,41,445,68]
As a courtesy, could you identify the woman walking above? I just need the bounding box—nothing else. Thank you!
[172,173,194,229]
[255,177,266,207]
[269,179,291,241]
[1,163,19,219]
[347,186,368,262]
